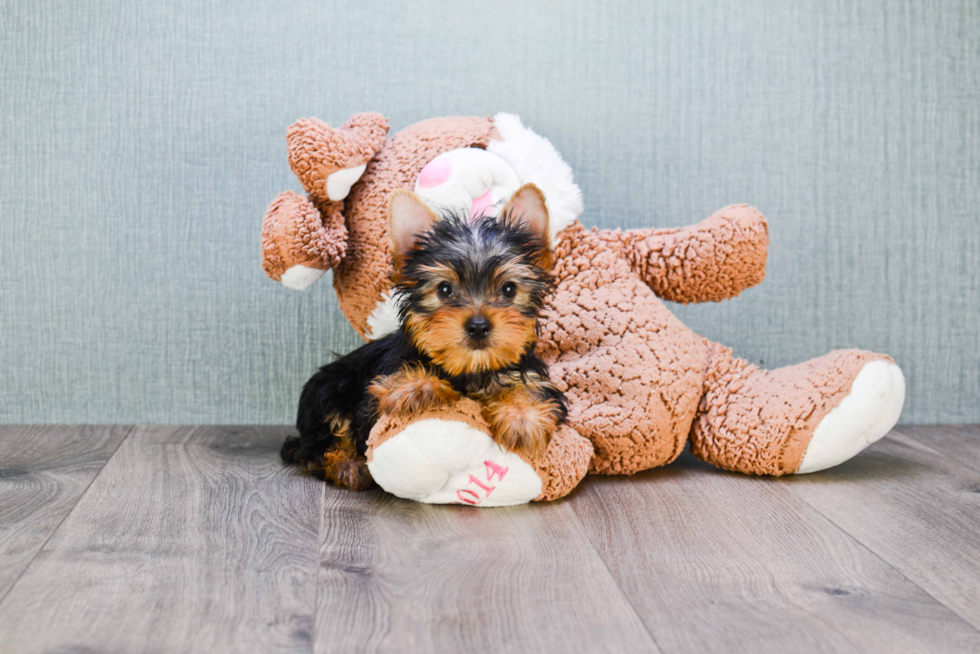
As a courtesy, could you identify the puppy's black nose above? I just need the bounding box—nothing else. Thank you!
[465,315,492,339]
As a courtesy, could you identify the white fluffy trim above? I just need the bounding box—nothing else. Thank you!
[488,113,584,245]
[280,265,326,291]
[326,164,367,202]
[365,291,402,340]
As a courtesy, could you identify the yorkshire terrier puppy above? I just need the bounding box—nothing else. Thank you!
[280,184,567,490]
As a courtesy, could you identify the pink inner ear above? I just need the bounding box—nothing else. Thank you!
[418,158,453,188]
[470,189,493,219]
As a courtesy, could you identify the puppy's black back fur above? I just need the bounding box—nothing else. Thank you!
[281,331,418,465]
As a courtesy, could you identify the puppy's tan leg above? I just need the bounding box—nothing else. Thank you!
[320,443,373,491]
[483,383,564,459]
[369,365,459,418]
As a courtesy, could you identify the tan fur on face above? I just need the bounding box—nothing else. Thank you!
[406,306,537,376]
[399,263,460,313]
[369,364,459,417]
[482,384,563,458]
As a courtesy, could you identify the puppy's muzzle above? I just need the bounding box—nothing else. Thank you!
[465,314,492,346]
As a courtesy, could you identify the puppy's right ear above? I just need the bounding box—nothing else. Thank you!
[387,190,439,262]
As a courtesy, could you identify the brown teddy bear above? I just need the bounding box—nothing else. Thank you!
[262,113,905,506]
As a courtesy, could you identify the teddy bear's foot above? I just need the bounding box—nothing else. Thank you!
[796,359,905,473]
[690,345,905,476]
[261,191,348,290]
[366,398,593,506]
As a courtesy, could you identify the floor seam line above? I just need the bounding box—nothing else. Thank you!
[311,480,326,654]
[889,427,980,476]
[779,476,980,636]
[0,424,137,610]
[564,497,669,654]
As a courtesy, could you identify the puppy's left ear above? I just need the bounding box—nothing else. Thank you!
[502,183,550,249]
[388,189,439,263]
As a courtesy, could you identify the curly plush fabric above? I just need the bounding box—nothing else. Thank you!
[287,113,389,202]
[609,204,769,304]
[540,223,707,474]
[530,424,593,501]
[690,344,892,475]
[261,191,348,279]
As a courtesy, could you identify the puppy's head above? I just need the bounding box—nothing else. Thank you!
[387,184,554,376]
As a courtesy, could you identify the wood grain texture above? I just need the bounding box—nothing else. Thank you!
[893,425,980,472]
[2,425,979,653]
[0,424,131,602]
[568,451,980,654]
[781,430,980,633]
[314,486,659,654]
[0,426,322,654]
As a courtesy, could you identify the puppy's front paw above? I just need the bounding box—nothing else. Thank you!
[483,388,563,459]
[369,366,459,418]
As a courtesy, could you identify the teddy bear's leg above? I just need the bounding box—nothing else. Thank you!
[689,342,905,475]
[286,113,389,203]
[261,191,348,290]
[366,398,593,506]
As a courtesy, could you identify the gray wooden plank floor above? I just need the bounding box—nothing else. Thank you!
[0,425,978,653]
[0,425,132,601]
[569,454,980,653]
[780,427,980,632]
[315,487,658,654]
[0,426,322,653]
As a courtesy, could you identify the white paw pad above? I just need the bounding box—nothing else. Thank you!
[367,418,542,507]
[326,164,367,201]
[796,360,906,474]
[279,265,326,291]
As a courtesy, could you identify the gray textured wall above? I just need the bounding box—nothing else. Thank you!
[1,0,977,425]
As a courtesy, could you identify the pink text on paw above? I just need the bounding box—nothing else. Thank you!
[456,460,510,505]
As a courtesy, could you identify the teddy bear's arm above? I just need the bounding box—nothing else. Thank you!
[261,192,348,289]
[606,204,769,303]
[366,398,593,506]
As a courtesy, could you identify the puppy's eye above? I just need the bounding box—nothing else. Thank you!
[437,282,454,299]
[501,282,517,299]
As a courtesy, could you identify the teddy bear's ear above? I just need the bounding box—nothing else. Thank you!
[387,190,439,262]
[501,183,550,250]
